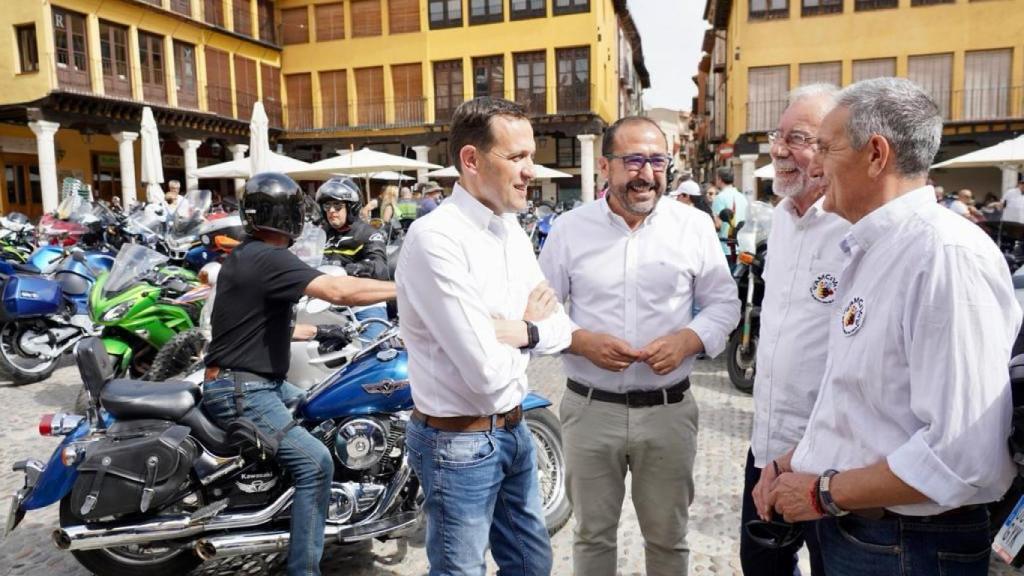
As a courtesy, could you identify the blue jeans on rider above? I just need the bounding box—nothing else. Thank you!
[816,505,991,576]
[355,304,388,341]
[405,415,552,576]
[202,378,333,576]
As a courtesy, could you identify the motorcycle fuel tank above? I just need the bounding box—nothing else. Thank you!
[301,348,412,420]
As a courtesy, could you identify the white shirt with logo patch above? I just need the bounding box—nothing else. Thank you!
[750,196,850,468]
[792,186,1023,516]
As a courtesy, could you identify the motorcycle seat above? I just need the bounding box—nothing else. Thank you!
[12,262,40,275]
[101,378,201,421]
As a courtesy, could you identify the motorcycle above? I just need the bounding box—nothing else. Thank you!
[4,330,569,576]
[163,190,213,270]
[724,201,773,394]
[0,213,37,263]
[534,203,556,253]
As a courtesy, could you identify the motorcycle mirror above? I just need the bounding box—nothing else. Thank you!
[307,298,331,314]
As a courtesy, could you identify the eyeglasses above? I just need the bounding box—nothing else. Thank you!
[604,154,672,172]
[322,201,346,212]
[744,515,802,549]
[767,130,818,151]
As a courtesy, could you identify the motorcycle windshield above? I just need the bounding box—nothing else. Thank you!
[126,204,167,238]
[290,222,326,268]
[171,190,212,236]
[104,244,168,296]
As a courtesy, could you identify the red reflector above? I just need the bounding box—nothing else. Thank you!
[38,414,54,436]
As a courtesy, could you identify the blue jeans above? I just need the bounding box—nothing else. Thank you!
[740,449,823,576]
[355,304,389,341]
[202,378,334,576]
[816,506,991,576]
[405,415,552,576]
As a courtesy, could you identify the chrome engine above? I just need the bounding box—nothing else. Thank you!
[329,416,405,473]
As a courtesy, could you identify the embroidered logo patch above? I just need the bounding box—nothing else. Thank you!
[810,273,838,304]
[841,297,865,336]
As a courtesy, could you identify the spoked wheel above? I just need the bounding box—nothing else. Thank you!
[526,408,571,534]
[143,329,207,381]
[726,331,757,394]
[0,321,60,385]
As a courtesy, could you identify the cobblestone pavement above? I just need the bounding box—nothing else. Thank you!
[0,356,1017,575]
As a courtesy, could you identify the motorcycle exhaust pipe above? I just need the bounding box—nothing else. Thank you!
[195,530,299,560]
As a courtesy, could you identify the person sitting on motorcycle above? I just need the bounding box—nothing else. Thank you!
[202,172,396,576]
[316,177,391,339]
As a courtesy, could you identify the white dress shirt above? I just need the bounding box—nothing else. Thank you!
[538,197,740,392]
[791,186,1022,516]
[750,196,850,468]
[1003,186,1024,223]
[396,184,574,417]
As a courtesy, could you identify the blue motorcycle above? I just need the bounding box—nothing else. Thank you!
[0,247,113,384]
[3,327,568,576]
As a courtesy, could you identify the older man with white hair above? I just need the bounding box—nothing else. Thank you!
[759,77,1022,576]
[741,84,847,576]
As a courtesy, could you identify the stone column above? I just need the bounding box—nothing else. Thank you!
[179,139,203,192]
[413,145,431,183]
[578,134,597,203]
[112,131,139,208]
[1002,166,1020,197]
[228,143,248,194]
[740,153,758,201]
[28,120,60,213]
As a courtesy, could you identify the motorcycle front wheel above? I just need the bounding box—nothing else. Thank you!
[726,330,757,394]
[0,321,60,385]
[526,407,572,534]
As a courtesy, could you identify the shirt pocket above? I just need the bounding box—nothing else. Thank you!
[805,254,846,306]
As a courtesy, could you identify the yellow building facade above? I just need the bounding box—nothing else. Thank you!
[696,0,1024,197]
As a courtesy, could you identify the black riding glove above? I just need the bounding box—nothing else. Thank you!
[315,324,348,342]
[344,262,369,277]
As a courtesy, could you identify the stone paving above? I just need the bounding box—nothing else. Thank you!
[0,355,1017,575]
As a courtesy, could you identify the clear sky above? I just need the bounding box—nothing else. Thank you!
[629,0,708,112]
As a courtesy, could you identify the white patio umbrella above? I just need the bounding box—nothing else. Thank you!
[426,164,573,179]
[249,102,270,175]
[288,147,442,180]
[194,150,311,179]
[931,134,1024,170]
[754,163,775,179]
[367,171,415,181]
[139,106,164,204]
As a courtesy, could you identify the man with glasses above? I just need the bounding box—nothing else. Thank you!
[741,84,845,576]
[539,116,740,576]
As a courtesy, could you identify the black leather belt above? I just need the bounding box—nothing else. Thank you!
[854,504,984,522]
[567,378,690,407]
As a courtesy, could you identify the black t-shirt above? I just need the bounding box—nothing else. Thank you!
[205,239,323,379]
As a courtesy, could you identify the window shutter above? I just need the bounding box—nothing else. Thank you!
[286,73,313,129]
[261,63,283,126]
[392,63,423,123]
[356,66,385,125]
[964,49,1012,120]
[234,55,258,121]
[351,0,383,37]
[205,46,233,116]
[281,7,309,44]
[320,69,349,128]
[798,61,840,87]
[852,58,895,82]
[746,65,789,131]
[908,53,952,119]
[389,0,421,33]
[315,3,345,41]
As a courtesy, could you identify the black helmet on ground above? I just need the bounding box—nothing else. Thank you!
[241,172,305,240]
[315,177,362,227]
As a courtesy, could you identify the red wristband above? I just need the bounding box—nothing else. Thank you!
[809,479,825,516]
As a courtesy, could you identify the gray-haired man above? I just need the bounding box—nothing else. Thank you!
[760,77,1021,576]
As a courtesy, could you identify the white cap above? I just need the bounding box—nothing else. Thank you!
[669,180,702,197]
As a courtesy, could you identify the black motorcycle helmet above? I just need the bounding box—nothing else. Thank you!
[241,172,305,240]
[315,177,362,227]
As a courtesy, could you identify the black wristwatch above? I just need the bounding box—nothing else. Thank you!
[818,469,849,517]
[521,321,540,350]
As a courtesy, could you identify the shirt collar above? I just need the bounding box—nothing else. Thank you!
[845,185,934,253]
[780,194,826,221]
[451,183,510,238]
[598,193,665,232]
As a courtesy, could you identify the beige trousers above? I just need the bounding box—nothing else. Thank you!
[560,386,699,576]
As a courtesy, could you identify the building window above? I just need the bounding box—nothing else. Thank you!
[262,63,283,126]
[798,61,840,86]
[511,0,546,20]
[911,0,953,4]
[749,0,788,20]
[515,51,546,115]
[138,31,166,103]
[351,0,383,37]
[429,0,463,29]
[258,0,276,43]
[855,0,898,10]
[170,0,192,16]
[16,24,38,73]
[315,3,345,41]
[99,21,131,98]
[174,41,198,109]
[204,0,224,26]
[285,72,313,129]
[553,0,588,16]
[852,57,895,82]
[556,46,590,113]
[205,46,233,116]
[234,55,258,121]
[963,48,1012,120]
[473,55,504,99]
[53,7,90,91]
[390,0,421,33]
[393,63,424,124]
[556,137,580,167]
[355,66,385,125]
[746,65,789,132]
[281,7,309,44]
[233,0,252,36]
[908,53,952,119]
[470,0,503,24]
[433,59,464,122]
[320,69,349,128]
[801,0,841,16]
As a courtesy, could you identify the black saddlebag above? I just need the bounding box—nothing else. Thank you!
[70,419,197,520]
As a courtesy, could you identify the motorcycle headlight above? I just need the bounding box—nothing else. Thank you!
[101,301,134,323]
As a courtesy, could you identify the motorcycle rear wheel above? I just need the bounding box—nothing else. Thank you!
[143,328,207,382]
[726,331,757,394]
[59,497,203,576]
[0,321,59,385]
[526,407,572,534]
